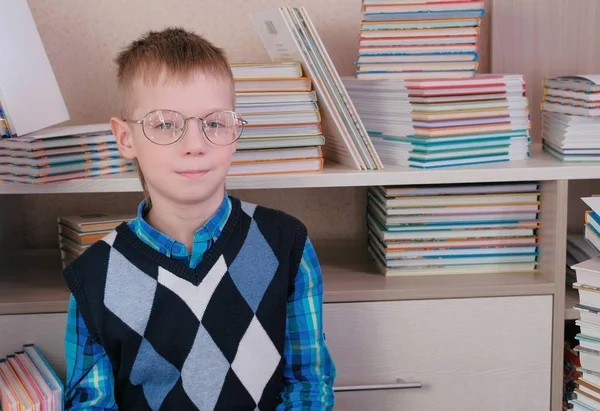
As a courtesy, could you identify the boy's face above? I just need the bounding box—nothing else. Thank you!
[112,70,236,208]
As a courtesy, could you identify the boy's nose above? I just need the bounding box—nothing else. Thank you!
[181,120,208,155]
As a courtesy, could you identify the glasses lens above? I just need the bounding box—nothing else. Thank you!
[143,110,185,145]
[202,111,244,145]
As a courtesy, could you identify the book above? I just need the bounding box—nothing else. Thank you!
[367,181,540,276]
[0,0,69,136]
[541,76,600,162]
[344,74,531,168]
[251,7,383,170]
[231,62,325,175]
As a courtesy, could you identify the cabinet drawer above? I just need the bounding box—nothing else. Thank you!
[323,295,552,411]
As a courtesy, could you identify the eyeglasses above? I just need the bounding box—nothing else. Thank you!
[123,109,248,146]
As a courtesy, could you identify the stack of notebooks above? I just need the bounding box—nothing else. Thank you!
[58,212,134,267]
[343,74,531,168]
[568,234,600,288]
[250,7,383,170]
[0,124,135,184]
[569,196,600,409]
[230,62,325,175]
[355,0,485,80]
[541,75,600,162]
[366,181,540,276]
[0,344,63,411]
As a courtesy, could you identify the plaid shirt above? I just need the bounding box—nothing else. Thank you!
[64,194,336,410]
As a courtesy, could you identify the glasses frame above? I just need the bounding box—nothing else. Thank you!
[123,109,248,146]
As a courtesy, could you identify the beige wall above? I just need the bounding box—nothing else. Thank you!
[22,0,597,247]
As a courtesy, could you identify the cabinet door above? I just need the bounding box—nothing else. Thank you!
[324,295,552,411]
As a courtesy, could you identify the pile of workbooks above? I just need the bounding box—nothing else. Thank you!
[0,124,135,184]
[344,74,531,168]
[541,75,600,162]
[355,0,485,80]
[0,344,63,411]
[58,212,134,268]
[367,181,540,276]
[231,62,325,175]
[250,7,383,170]
[569,195,600,409]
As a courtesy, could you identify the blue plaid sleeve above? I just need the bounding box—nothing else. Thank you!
[65,294,118,410]
[277,237,336,410]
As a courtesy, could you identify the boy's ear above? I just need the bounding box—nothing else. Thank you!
[110,117,136,159]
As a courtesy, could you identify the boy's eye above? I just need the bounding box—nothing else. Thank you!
[155,122,176,130]
[206,121,225,128]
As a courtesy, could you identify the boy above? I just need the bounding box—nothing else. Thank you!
[62,27,336,410]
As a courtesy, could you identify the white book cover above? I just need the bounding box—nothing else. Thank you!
[0,0,69,136]
[250,7,383,170]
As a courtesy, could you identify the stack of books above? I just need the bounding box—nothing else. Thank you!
[366,182,540,276]
[569,196,600,409]
[58,213,134,267]
[230,62,325,175]
[541,75,600,162]
[251,7,383,170]
[0,344,63,411]
[344,74,531,168]
[355,0,485,80]
[0,124,135,184]
[567,234,600,288]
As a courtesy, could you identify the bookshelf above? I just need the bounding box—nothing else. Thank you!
[0,0,597,409]
[3,146,600,194]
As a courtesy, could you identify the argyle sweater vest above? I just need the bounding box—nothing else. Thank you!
[62,197,307,411]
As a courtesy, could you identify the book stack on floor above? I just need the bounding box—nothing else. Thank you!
[355,0,485,80]
[230,62,325,175]
[58,212,134,267]
[366,181,540,276]
[344,74,531,168]
[541,75,600,162]
[569,195,600,410]
[251,7,383,170]
[0,124,135,184]
[0,344,63,411]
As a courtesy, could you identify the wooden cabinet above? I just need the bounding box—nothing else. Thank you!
[324,295,553,410]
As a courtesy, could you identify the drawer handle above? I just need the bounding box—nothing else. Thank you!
[334,379,422,392]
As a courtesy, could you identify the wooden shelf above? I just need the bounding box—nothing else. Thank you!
[565,286,580,321]
[2,146,600,194]
[0,246,556,315]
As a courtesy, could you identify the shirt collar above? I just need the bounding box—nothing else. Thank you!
[133,192,231,258]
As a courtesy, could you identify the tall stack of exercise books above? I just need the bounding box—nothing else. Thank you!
[58,213,134,268]
[0,124,135,184]
[569,196,600,409]
[366,182,540,276]
[344,74,531,168]
[251,7,383,170]
[230,62,325,175]
[355,0,485,80]
[541,75,600,162]
[0,344,63,411]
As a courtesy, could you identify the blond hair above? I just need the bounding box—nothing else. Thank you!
[114,27,234,203]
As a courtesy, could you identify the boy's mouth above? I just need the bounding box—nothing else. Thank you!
[176,169,209,178]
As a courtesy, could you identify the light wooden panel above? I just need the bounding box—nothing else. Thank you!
[491,0,600,142]
[21,188,367,249]
[325,295,552,410]
[0,195,23,266]
[0,313,67,381]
